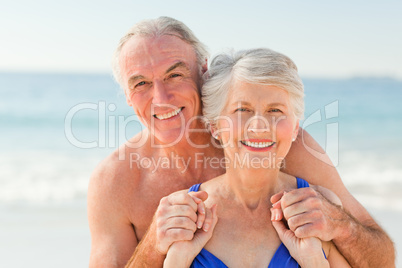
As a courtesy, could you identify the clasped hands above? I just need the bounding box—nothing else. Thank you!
[153,190,217,267]
[270,187,342,266]
[156,187,341,266]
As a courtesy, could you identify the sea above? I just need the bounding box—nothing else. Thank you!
[1,72,401,208]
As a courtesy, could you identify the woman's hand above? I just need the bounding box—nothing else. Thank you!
[271,202,329,268]
[164,204,218,268]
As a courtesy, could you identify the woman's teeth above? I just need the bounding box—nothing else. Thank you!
[241,141,275,148]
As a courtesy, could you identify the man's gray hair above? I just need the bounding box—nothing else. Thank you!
[112,16,209,87]
[202,48,305,127]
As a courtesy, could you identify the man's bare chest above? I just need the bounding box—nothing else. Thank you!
[128,170,209,240]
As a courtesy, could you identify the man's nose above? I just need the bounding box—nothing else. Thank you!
[152,80,171,105]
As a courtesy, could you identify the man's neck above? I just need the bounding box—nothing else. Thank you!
[154,131,224,180]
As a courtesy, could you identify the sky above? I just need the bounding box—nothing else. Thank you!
[1,0,401,79]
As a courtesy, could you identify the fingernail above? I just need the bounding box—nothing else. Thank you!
[200,206,205,214]
[272,200,281,209]
[203,224,209,232]
[197,222,202,229]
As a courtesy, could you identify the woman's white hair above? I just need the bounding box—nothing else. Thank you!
[112,16,209,87]
[202,48,305,127]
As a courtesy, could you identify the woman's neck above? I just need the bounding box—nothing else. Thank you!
[222,166,281,211]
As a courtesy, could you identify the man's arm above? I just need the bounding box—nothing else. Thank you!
[88,161,138,268]
[281,128,395,267]
[124,220,164,268]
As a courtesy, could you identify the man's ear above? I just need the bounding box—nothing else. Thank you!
[124,89,133,107]
[201,58,208,75]
[209,123,220,140]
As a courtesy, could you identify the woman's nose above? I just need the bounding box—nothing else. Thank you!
[247,115,270,133]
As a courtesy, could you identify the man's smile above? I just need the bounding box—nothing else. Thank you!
[153,107,183,120]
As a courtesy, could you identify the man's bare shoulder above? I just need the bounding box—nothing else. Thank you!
[89,130,151,194]
[87,132,151,267]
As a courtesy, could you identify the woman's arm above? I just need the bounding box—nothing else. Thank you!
[271,208,329,268]
[323,241,351,268]
[271,209,350,267]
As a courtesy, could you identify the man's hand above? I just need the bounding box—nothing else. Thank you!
[154,190,210,254]
[271,187,344,242]
[164,204,218,268]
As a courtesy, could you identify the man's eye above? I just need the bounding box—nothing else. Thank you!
[135,81,146,87]
[169,73,182,78]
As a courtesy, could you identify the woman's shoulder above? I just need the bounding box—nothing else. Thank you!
[198,175,225,192]
[278,172,299,190]
[194,175,226,207]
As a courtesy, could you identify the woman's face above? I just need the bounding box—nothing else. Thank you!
[214,80,299,169]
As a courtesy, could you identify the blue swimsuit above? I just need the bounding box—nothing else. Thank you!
[188,177,310,268]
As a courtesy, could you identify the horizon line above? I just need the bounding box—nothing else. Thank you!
[0,69,401,82]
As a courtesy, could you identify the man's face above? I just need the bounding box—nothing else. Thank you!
[120,35,203,144]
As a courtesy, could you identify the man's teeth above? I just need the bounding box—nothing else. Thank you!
[155,108,182,120]
[241,141,275,148]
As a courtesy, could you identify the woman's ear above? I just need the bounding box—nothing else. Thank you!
[292,121,300,142]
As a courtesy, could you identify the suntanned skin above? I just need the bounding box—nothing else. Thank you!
[88,34,395,268]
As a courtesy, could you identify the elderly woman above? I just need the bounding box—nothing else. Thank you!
[164,48,350,267]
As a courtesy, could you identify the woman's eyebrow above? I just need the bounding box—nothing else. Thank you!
[266,102,286,107]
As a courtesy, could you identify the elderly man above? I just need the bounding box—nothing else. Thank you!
[88,17,394,267]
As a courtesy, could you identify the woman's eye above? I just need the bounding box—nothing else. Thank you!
[269,108,282,113]
[235,108,249,112]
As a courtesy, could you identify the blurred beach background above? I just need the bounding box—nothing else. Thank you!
[1,1,401,267]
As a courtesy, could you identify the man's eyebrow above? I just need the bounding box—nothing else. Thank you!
[128,75,145,88]
[165,61,190,74]
[127,62,189,89]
